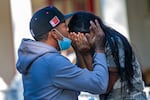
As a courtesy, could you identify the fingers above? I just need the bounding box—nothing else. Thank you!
[95,19,104,36]
[70,32,89,45]
[90,20,96,36]
[90,19,99,33]
[77,32,87,43]
[85,33,90,42]
[69,32,78,48]
[69,32,86,44]
[90,19,100,29]
[90,20,97,29]
[69,32,91,52]
[69,32,77,41]
[90,19,104,36]
[95,19,100,32]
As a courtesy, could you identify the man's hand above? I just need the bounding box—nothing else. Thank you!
[69,32,91,54]
[69,32,93,70]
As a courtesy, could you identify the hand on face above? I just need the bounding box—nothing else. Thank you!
[86,19,105,52]
[69,32,91,53]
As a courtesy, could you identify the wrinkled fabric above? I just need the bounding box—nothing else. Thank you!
[16,38,108,100]
[105,36,147,100]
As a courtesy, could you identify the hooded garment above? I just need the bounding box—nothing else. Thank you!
[16,38,108,100]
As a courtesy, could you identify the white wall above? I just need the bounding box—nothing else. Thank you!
[0,0,15,85]
[126,0,150,68]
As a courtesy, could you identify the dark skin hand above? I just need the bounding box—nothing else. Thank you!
[86,19,105,52]
[69,32,90,54]
[69,19,106,71]
[69,32,93,70]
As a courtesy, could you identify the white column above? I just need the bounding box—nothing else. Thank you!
[10,0,33,61]
[101,0,129,40]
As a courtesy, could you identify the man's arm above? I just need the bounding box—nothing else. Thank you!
[52,53,108,94]
[75,49,93,71]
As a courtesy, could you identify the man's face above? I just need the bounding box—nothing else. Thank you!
[55,21,69,38]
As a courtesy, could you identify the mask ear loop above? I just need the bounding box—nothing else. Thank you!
[53,29,64,38]
[52,29,63,51]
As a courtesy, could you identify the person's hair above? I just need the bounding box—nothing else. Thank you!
[68,11,134,89]
[34,33,49,41]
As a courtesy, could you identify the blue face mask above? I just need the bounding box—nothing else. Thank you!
[54,29,72,50]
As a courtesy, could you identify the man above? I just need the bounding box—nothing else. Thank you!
[16,6,108,100]
[68,11,147,100]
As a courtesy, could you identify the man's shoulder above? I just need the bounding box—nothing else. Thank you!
[41,52,71,65]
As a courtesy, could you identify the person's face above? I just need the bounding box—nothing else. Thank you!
[55,21,69,38]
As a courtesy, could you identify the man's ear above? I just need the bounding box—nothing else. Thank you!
[51,29,63,40]
[51,30,58,39]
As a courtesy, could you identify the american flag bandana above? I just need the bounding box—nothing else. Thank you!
[49,16,60,27]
